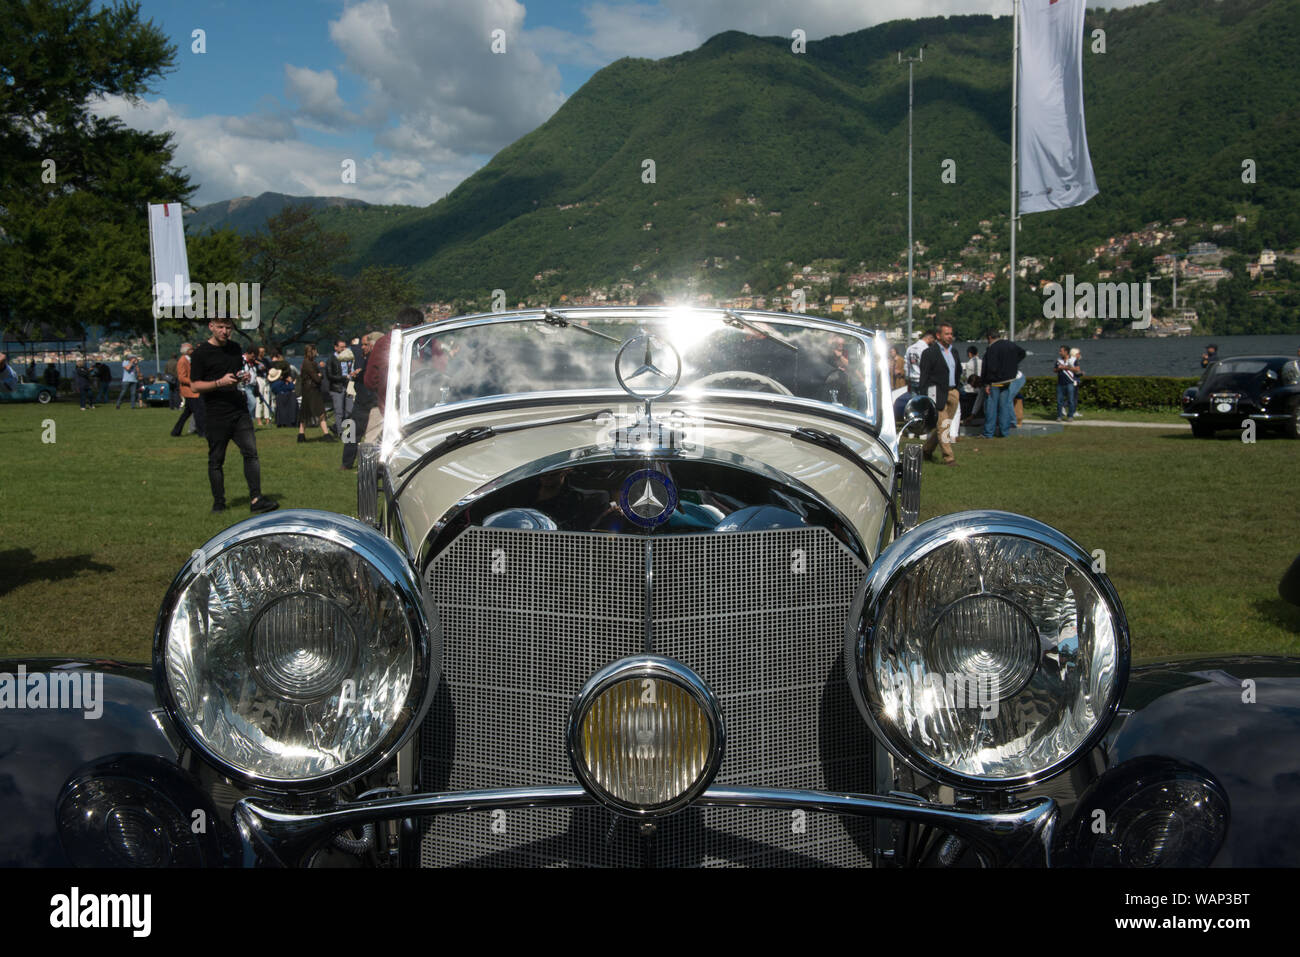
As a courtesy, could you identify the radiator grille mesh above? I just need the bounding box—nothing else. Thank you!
[418,526,873,866]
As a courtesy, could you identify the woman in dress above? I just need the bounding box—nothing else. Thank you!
[297,344,335,442]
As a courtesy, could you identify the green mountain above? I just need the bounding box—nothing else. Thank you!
[186,192,374,235]
[319,0,1299,306]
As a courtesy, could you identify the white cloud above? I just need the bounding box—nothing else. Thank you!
[94,94,471,207]
[284,65,353,128]
[581,2,701,60]
[328,0,566,156]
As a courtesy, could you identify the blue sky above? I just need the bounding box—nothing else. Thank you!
[98,0,1152,207]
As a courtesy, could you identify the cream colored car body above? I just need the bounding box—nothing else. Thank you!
[378,309,899,560]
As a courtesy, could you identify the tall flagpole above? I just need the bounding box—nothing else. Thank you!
[147,203,162,377]
[1009,0,1020,342]
[900,47,924,344]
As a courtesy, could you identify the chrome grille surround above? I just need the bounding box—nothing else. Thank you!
[418,525,873,866]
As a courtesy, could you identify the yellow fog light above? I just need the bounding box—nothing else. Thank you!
[567,656,724,816]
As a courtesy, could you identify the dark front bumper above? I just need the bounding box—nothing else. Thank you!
[234,786,1058,868]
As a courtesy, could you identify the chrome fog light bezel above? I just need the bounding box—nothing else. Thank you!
[566,656,725,817]
[152,509,439,794]
[847,510,1130,792]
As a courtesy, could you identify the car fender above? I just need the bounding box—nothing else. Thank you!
[0,658,177,866]
[1104,656,1300,866]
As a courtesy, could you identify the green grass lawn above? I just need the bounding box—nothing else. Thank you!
[1,403,355,661]
[1,401,1297,663]
[1020,403,1185,424]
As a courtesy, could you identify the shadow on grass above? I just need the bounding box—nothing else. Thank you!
[1253,598,1300,634]
[0,549,115,597]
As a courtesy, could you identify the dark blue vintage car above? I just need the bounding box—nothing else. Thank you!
[2,309,1297,868]
[1181,355,1300,439]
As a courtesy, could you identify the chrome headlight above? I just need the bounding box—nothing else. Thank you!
[154,510,438,791]
[847,511,1129,790]
[567,657,724,816]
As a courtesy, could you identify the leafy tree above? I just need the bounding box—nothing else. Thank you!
[327,266,418,340]
[242,204,417,350]
[0,0,233,338]
[241,205,347,350]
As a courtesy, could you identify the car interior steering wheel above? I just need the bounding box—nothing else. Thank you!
[687,370,795,395]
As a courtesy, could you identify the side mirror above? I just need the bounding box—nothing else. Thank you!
[901,395,938,436]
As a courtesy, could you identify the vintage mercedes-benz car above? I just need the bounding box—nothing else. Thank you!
[4,307,1298,868]
[1180,354,1300,438]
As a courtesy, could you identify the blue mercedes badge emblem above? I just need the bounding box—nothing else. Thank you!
[618,469,678,527]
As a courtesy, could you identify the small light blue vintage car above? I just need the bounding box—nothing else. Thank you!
[0,377,57,404]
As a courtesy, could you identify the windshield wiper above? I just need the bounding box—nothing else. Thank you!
[542,307,621,343]
[392,408,614,500]
[722,311,798,352]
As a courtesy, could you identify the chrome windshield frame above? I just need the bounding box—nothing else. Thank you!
[393,307,888,437]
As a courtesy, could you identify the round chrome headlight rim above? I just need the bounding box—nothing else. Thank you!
[152,509,440,794]
[566,656,725,818]
[847,509,1131,792]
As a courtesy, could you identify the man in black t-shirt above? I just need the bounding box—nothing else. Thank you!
[189,316,279,514]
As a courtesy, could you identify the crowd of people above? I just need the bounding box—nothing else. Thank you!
[889,326,1088,465]
[156,308,415,513]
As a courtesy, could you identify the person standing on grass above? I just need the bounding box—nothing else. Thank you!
[297,344,334,443]
[919,322,960,466]
[905,330,935,395]
[171,342,206,438]
[1068,348,1084,419]
[1054,346,1077,421]
[115,354,139,409]
[981,328,1026,439]
[253,346,272,426]
[74,359,95,409]
[94,360,111,404]
[239,346,259,419]
[43,363,59,389]
[190,316,279,514]
[0,353,16,392]
[342,331,382,470]
[326,339,353,435]
[961,345,983,421]
[164,351,181,409]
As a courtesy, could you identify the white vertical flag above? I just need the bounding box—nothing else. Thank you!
[1017,0,1098,214]
[147,202,192,308]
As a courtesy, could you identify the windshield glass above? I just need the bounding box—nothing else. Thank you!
[1202,358,1279,391]
[399,311,877,422]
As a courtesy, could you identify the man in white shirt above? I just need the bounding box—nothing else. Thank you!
[919,323,960,465]
[904,330,935,395]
